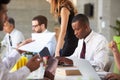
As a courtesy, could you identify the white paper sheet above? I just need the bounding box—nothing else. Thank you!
[18,32,55,52]
[32,32,55,41]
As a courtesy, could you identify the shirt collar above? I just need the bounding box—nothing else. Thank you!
[42,29,47,33]
[7,29,15,36]
[84,30,94,43]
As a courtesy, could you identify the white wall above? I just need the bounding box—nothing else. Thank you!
[0,0,120,41]
[0,0,55,40]
[72,0,120,41]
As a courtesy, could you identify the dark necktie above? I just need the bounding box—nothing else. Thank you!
[9,35,12,46]
[80,41,86,59]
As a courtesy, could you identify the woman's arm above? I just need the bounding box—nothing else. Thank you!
[55,7,70,57]
[109,41,120,70]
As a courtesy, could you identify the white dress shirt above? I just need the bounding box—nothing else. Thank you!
[70,31,109,71]
[0,50,30,80]
[1,29,25,57]
[42,30,57,56]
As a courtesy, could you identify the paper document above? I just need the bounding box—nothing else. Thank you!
[18,32,55,52]
[32,32,55,41]
[97,71,111,77]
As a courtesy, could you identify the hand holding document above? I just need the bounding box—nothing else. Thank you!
[18,40,46,53]
[18,32,55,53]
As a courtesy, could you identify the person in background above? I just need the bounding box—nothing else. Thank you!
[105,41,120,80]
[32,15,56,56]
[0,0,42,80]
[46,0,78,57]
[70,14,109,71]
[1,17,25,57]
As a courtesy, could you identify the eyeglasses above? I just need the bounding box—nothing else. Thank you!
[32,24,39,28]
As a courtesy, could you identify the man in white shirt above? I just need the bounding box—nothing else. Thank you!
[71,14,109,71]
[32,15,56,56]
[0,0,42,80]
[1,17,25,57]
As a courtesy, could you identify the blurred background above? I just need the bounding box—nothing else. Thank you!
[0,0,120,42]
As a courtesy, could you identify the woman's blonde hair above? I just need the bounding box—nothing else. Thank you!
[50,0,77,17]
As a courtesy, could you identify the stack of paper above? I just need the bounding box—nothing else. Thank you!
[18,32,55,53]
[31,32,55,41]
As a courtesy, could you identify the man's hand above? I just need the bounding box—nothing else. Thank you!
[16,38,33,54]
[44,57,58,80]
[105,73,120,80]
[26,55,42,72]
[56,57,73,66]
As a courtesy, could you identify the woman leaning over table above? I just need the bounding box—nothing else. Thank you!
[46,0,78,57]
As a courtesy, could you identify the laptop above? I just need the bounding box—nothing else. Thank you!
[68,57,102,80]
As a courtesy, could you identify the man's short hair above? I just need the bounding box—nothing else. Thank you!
[32,15,48,29]
[8,17,15,27]
[0,0,10,10]
[72,14,89,25]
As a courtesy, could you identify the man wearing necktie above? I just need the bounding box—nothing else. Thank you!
[70,14,109,71]
[1,17,25,57]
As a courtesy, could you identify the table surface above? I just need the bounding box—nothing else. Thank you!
[26,67,85,80]
[26,57,108,80]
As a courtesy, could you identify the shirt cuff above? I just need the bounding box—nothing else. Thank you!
[20,66,31,76]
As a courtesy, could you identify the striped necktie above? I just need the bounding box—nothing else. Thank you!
[80,41,86,59]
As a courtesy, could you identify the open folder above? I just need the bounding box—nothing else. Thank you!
[18,32,55,53]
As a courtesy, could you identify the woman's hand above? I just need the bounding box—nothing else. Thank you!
[55,51,60,57]
[109,41,119,54]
